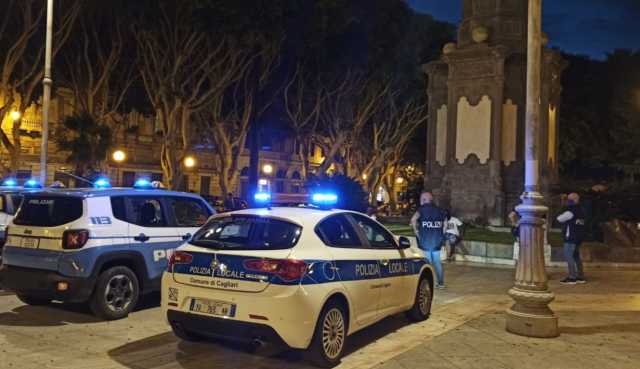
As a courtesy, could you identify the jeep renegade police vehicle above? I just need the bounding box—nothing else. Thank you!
[0,179,214,320]
[161,192,434,367]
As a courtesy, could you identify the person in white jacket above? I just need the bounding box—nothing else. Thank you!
[444,215,463,261]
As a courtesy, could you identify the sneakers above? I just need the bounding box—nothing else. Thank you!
[559,277,577,285]
[435,284,446,289]
[575,278,587,284]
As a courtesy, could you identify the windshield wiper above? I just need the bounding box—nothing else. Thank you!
[190,239,229,249]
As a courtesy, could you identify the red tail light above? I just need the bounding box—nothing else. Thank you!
[243,258,308,282]
[62,230,89,250]
[168,251,193,272]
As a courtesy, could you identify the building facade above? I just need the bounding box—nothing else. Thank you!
[423,0,566,225]
[0,90,326,198]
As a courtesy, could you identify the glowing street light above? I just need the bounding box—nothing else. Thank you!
[10,111,21,121]
[395,177,404,184]
[262,164,273,175]
[362,173,368,180]
[184,156,196,168]
[112,150,126,163]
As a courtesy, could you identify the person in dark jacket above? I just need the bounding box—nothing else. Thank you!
[556,192,586,284]
[411,191,447,288]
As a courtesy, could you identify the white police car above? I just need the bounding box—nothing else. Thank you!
[0,178,214,319]
[0,179,43,262]
[162,193,434,368]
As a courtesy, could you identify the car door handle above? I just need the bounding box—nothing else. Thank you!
[182,233,192,241]
[380,259,390,266]
[134,233,149,242]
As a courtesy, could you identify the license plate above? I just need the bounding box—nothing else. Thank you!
[189,298,236,317]
[21,237,39,248]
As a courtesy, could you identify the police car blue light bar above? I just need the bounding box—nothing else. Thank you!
[133,178,152,189]
[24,179,42,188]
[93,177,111,188]
[2,178,17,187]
[311,192,338,206]
[254,192,272,203]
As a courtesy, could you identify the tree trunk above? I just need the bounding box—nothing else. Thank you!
[248,123,260,204]
[9,119,21,174]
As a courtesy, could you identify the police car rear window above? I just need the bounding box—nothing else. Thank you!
[190,215,302,250]
[13,196,83,227]
[8,194,23,215]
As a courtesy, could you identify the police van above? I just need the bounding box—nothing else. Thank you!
[162,192,434,367]
[0,179,214,320]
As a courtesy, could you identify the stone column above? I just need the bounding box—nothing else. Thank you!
[505,0,559,338]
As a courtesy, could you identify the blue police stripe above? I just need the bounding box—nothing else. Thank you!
[173,252,429,286]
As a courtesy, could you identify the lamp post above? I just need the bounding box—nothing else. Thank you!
[505,0,558,338]
[112,150,126,186]
[39,0,54,185]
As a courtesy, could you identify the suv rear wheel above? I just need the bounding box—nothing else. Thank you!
[16,294,51,306]
[307,300,348,368]
[90,266,139,320]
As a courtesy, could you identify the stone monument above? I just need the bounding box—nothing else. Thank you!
[423,0,567,225]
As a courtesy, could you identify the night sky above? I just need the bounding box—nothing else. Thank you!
[407,0,640,59]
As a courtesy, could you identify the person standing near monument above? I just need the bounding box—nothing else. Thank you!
[411,191,447,288]
[556,192,587,284]
[444,211,463,262]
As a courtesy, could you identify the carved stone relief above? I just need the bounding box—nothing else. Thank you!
[436,105,448,166]
[548,106,557,166]
[501,99,518,165]
[456,95,492,164]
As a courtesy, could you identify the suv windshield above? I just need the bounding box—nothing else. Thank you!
[13,196,83,227]
[190,215,302,250]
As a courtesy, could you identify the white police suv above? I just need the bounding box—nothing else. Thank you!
[162,192,434,368]
[0,178,214,319]
[0,179,44,263]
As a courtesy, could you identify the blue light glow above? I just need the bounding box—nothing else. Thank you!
[311,192,338,206]
[2,178,17,187]
[133,178,152,189]
[93,177,111,188]
[24,179,42,188]
[254,192,272,203]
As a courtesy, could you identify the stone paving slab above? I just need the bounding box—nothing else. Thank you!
[374,311,640,369]
[1,264,639,369]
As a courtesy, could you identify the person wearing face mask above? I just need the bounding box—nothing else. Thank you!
[556,192,587,285]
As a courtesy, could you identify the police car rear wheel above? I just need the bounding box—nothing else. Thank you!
[90,266,139,320]
[307,300,347,368]
[16,294,51,306]
[406,276,432,322]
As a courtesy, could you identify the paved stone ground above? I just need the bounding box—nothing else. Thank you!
[0,263,638,369]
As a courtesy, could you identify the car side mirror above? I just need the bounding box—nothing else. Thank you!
[398,236,411,249]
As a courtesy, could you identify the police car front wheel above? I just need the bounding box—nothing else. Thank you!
[90,266,140,320]
[307,300,348,368]
[406,275,433,322]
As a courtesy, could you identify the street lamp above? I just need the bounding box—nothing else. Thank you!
[184,156,196,169]
[10,111,21,121]
[505,0,558,338]
[112,150,126,163]
[395,177,404,184]
[262,164,273,175]
[40,0,54,185]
